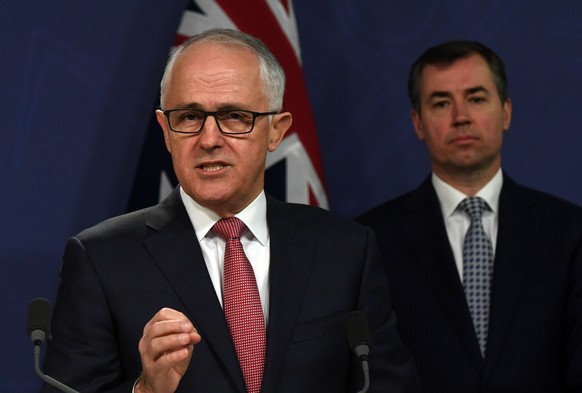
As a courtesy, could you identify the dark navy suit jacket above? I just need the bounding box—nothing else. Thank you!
[358,174,582,393]
[42,189,420,393]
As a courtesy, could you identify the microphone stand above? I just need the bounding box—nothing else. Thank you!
[358,358,370,393]
[33,343,79,393]
[28,298,80,393]
[346,311,372,393]
[354,343,370,393]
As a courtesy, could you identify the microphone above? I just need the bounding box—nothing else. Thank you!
[28,297,52,344]
[27,298,80,393]
[345,311,372,393]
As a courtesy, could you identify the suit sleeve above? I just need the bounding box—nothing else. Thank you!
[356,227,422,393]
[567,232,582,391]
[41,236,137,393]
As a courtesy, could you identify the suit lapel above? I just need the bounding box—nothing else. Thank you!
[260,196,316,392]
[403,178,484,370]
[484,176,541,379]
[142,189,246,392]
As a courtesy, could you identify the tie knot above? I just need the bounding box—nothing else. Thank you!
[212,217,246,241]
[459,196,487,219]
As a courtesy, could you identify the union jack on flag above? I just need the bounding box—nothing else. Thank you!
[127,0,328,211]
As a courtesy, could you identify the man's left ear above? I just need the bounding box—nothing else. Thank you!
[503,98,512,132]
[268,112,292,151]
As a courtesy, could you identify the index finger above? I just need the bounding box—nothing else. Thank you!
[143,308,194,334]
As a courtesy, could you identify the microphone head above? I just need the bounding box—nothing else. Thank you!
[27,298,52,342]
[345,311,372,353]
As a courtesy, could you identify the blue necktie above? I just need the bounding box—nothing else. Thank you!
[459,197,493,357]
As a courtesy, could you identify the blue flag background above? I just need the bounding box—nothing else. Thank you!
[2,1,582,391]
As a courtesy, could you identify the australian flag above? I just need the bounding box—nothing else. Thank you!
[127,0,328,212]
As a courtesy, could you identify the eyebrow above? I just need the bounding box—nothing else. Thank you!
[428,85,490,100]
[173,102,249,111]
[465,86,489,95]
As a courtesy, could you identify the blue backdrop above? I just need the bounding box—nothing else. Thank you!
[2,1,581,391]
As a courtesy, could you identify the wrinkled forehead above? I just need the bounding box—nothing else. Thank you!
[176,41,259,75]
[162,41,264,105]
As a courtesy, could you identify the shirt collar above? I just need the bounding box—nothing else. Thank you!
[179,187,268,246]
[432,168,503,218]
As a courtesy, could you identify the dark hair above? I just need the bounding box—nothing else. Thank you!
[408,40,509,112]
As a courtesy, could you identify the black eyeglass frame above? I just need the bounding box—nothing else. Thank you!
[159,108,279,135]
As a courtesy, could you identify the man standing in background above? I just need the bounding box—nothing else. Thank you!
[359,40,582,392]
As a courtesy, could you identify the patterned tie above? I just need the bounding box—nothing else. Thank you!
[459,197,493,357]
[212,217,266,393]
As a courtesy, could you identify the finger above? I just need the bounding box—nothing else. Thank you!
[149,330,199,360]
[137,310,200,393]
[140,315,200,363]
[143,308,192,331]
[143,308,198,344]
[145,319,195,342]
[159,344,194,364]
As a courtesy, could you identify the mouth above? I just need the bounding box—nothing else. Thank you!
[202,163,225,172]
[198,161,228,173]
[451,134,478,145]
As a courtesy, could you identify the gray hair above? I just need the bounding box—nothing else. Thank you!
[159,28,286,111]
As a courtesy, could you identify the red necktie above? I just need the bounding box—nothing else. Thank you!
[212,217,266,393]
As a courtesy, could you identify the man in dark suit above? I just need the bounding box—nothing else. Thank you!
[41,28,420,393]
[358,40,582,392]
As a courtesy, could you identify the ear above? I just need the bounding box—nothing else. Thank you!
[156,109,173,153]
[502,98,512,132]
[411,109,425,140]
[267,112,292,152]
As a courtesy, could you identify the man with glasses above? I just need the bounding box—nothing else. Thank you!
[41,28,420,393]
[359,40,582,392]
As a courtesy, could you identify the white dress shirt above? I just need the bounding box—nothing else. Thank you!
[432,169,502,281]
[180,187,271,324]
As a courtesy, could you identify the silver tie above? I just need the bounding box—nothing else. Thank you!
[459,197,493,357]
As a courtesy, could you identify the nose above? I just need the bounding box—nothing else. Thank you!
[198,115,225,149]
[451,101,471,127]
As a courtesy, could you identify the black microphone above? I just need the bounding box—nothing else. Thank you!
[345,311,372,393]
[28,297,52,344]
[27,298,80,393]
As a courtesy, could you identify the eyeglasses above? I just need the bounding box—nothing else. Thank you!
[160,108,278,135]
